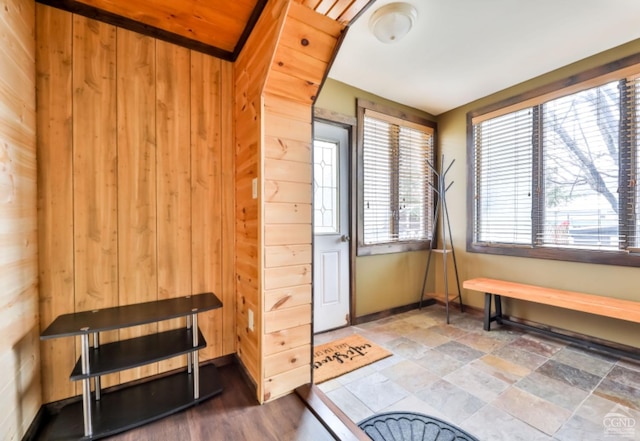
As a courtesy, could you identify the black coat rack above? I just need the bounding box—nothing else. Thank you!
[419,155,463,324]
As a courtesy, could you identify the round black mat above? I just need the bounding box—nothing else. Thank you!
[358,411,480,441]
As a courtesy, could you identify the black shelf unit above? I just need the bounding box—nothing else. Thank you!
[40,293,223,440]
[69,328,206,380]
[46,364,223,441]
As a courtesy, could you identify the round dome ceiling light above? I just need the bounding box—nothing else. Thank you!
[369,2,418,44]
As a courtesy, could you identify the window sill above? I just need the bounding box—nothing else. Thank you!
[357,240,431,256]
[467,242,640,268]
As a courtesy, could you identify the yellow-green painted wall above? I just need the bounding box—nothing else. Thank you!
[315,79,438,316]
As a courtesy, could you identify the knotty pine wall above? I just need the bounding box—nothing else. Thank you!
[0,0,40,438]
[234,0,287,402]
[36,4,235,403]
[35,0,349,407]
[235,0,344,402]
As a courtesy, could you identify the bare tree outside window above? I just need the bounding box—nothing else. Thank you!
[542,82,620,249]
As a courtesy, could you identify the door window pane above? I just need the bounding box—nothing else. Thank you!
[313,139,339,234]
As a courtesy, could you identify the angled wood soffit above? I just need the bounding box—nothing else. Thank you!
[35,0,373,61]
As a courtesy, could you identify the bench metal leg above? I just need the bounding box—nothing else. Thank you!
[495,294,503,323]
[483,293,504,331]
[483,293,492,331]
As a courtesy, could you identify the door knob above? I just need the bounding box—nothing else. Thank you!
[340,235,351,242]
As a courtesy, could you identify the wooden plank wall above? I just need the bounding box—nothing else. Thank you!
[0,0,40,438]
[235,0,344,402]
[234,0,290,401]
[261,3,343,402]
[36,4,235,403]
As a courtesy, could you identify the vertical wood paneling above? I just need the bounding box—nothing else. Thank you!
[36,4,75,404]
[72,14,118,312]
[220,60,237,355]
[0,0,39,438]
[37,5,235,403]
[72,15,119,389]
[156,40,192,372]
[190,51,223,361]
[117,28,158,382]
[236,292,260,377]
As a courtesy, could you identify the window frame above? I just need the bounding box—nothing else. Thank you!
[467,52,640,267]
[357,99,437,256]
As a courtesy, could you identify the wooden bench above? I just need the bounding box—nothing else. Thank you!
[463,277,640,361]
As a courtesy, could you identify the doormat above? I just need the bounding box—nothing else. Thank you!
[313,334,392,384]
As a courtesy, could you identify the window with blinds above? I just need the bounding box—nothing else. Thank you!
[540,83,621,250]
[358,101,435,255]
[474,108,533,245]
[470,57,640,265]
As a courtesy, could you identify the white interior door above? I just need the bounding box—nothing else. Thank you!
[313,121,350,333]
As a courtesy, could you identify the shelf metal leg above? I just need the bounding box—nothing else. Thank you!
[93,332,101,401]
[191,311,200,399]
[186,315,193,374]
[80,331,93,437]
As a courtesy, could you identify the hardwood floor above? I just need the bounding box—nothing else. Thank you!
[36,363,354,441]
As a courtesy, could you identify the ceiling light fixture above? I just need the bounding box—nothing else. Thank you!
[369,2,418,44]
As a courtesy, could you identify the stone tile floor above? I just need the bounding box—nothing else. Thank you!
[314,305,640,440]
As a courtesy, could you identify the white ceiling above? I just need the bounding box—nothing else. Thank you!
[329,0,640,116]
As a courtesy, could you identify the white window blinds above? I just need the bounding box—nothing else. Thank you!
[473,108,533,245]
[362,109,434,246]
[624,75,640,250]
[540,81,620,250]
